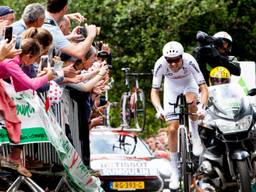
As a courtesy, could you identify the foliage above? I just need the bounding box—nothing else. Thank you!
[3,0,256,138]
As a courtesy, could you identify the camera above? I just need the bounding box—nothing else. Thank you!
[99,95,107,107]
[78,26,87,38]
[97,50,112,69]
[97,51,109,59]
[78,26,101,38]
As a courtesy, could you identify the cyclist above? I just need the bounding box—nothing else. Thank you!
[193,31,241,85]
[151,41,208,189]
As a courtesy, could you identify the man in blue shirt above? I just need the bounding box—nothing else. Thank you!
[42,0,98,60]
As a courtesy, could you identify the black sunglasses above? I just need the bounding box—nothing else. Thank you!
[165,56,182,64]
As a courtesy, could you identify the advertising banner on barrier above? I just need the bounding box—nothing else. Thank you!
[0,83,104,192]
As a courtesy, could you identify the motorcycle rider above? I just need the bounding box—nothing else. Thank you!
[193,31,241,85]
[209,66,231,86]
[151,41,208,189]
[200,66,231,149]
[196,65,254,191]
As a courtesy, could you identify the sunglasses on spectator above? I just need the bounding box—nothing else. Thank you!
[165,56,182,64]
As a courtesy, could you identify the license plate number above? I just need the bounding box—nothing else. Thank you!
[111,181,145,189]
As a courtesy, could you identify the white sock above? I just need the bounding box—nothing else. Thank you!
[170,152,179,178]
[170,152,178,167]
[190,120,200,140]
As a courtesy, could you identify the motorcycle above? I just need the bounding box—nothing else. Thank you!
[196,83,256,192]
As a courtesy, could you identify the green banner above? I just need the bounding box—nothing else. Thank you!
[0,127,48,144]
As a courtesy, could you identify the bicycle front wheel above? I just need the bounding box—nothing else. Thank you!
[179,127,192,192]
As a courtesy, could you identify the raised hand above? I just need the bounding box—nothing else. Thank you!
[0,38,21,61]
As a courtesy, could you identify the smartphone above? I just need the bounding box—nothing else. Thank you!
[4,26,13,43]
[38,55,49,72]
[53,60,64,77]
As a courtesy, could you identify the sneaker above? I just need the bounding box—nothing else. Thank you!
[192,137,204,156]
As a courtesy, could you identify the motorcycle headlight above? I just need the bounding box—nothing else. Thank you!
[215,115,253,134]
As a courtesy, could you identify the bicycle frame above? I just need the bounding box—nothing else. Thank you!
[169,93,193,192]
[120,68,150,132]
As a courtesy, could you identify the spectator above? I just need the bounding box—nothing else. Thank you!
[0,6,15,37]
[0,39,21,61]
[58,15,83,42]
[67,46,108,166]
[12,3,45,37]
[0,38,54,177]
[157,128,169,151]
[0,38,54,92]
[145,136,157,153]
[42,0,97,59]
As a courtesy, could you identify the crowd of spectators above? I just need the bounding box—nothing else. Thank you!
[0,0,112,180]
[145,127,169,159]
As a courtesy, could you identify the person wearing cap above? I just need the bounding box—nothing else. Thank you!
[0,6,20,60]
[0,6,15,37]
[193,31,241,85]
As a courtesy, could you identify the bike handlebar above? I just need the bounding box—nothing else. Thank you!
[127,72,152,76]
[166,111,198,116]
[121,68,152,76]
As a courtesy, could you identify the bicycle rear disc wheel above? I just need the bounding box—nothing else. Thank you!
[133,89,146,130]
[179,127,192,192]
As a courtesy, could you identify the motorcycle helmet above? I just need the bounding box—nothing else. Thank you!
[162,41,184,58]
[209,66,231,86]
[213,31,232,43]
[213,31,232,54]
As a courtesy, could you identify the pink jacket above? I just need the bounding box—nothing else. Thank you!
[0,80,21,144]
[0,55,48,92]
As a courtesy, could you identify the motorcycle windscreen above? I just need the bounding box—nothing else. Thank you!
[208,83,249,119]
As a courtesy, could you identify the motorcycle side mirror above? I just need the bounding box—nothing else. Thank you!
[248,88,256,96]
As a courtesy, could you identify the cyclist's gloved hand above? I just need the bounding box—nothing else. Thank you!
[155,106,165,120]
[197,103,206,120]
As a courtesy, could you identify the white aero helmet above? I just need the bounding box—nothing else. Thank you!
[162,41,184,58]
[213,31,232,42]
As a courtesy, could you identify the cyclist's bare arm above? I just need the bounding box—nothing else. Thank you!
[151,87,162,107]
[151,88,165,119]
[199,83,208,107]
[197,83,209,119]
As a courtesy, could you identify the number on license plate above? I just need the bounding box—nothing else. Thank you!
[112,181,145,189]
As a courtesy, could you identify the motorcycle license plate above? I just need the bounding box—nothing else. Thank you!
[111,181,145,189]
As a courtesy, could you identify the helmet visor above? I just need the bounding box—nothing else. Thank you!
[210,77,230,86]
[165,56,182,64]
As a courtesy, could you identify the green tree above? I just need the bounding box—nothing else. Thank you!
[4,0,256,138]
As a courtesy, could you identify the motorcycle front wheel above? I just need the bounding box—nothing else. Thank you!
[236,159,251,192]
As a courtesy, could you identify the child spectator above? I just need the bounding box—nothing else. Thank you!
[0,38,54,177]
